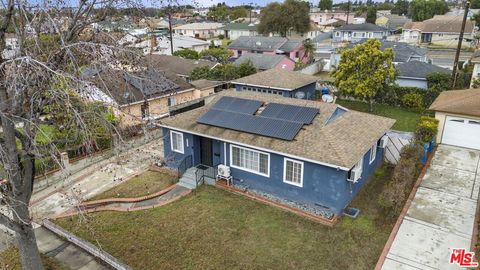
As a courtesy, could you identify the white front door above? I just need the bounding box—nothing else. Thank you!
[442,116,480,150]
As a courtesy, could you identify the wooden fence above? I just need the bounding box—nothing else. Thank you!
[43,219,133,270]
[384,131,414,164]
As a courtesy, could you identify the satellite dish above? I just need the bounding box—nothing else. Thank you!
[294,91,305,99]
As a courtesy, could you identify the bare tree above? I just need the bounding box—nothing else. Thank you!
[0,0,154,268]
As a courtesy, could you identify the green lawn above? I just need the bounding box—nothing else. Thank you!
[56,165,395,270]
[89,170,178,201]
[0,247,66,270]
[336,99,422,132]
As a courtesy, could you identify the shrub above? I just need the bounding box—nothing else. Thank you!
[414,116,439,144]
[172,49,199,60]
[378,144,423,220]
[218,34,224,39]
[401,92,423,109]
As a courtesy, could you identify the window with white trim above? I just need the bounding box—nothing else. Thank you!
[230,145,269,176]
[170,131,184,154]
[283,158,303,187]
[369,144,377,164]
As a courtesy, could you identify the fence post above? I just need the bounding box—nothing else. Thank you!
[60,152,70,171]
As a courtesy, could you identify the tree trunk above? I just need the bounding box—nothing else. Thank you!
[368,99,374,112]
[12,202,44,270]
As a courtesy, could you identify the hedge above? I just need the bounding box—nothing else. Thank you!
[374,84,442,109]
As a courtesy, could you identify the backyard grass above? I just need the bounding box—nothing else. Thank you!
[0,247,66,270]
[56,165,395,270]
[336,99,422,132]
[89,170,178,201]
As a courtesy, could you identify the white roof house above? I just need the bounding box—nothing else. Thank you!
[173,22,224,39]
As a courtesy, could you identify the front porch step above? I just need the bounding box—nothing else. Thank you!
[178,167,202,189]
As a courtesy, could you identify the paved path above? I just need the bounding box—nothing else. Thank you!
[382,145,480,270]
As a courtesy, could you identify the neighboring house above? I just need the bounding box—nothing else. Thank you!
[228,36,308,64]
[145,55,218,81]
[329,40,428,70]
[310,10,355,25]
[190,79,226,95]
[375,14,411,31]
[83,66,212,127]
[222,23,257,40]
[234,53,296,71]
[118,33,140,46]
[173,22,224,39]
[317,18,346,31]
[429,89,480,150]
[155,35,210,55]
[401,15,475,48]
[160,91,395,217]
[332,23,389,43]
[395,61,451,89]
[470,50,480,87]
[231,68,318,99]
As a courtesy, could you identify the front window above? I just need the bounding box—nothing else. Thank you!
[168,97,177,106]
[141,103,149,119]
[369,144,377,164]
[170,131,184,154]
[283,158,303,187]
[230,145,269,176]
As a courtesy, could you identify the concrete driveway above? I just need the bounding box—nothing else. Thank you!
[382,145,480,270]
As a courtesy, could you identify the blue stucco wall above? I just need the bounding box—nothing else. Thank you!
[234,82,316,100]
[162,127,384,214]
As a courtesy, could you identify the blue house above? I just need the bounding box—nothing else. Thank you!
[332,23,389,43]
[231,69,318,99]
[160,91,395,219]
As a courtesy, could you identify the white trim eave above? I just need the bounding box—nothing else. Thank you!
[396,76,426,81]
[119,87,196,108]
[230,82,294,91]
[159,124,350,171]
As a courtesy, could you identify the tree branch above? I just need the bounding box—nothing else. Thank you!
[0,212,22,234]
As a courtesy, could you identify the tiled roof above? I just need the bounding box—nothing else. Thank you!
[347,40,427,63]
[160,90,395,169]
[145,55,217,77]
[190,79,224,90]
[231,69,318,90]
[234,53,292,70]
[221,23,257,31]
[396,61,450,79]
[278,39,303,52]
[403,15,474,33]
[429,89,480,117]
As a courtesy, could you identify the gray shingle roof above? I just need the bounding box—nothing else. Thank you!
[278,39,303,52]
[234,53,293,70]
[145,55,218,77]
[232,69,318,90]
[429,89,480,117]
[221,23,257,31]
[228,36,287,51]
[160,90,395,169]
[336,23,387,32]
[397,61,450,79]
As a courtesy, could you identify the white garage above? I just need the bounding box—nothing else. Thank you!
[429,89,480,150]
[441,116,480,150]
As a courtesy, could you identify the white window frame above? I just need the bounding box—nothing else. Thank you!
[283,158,304,187]
[170,130,184,154]
[369,144,377,164]
[229,144,270,177]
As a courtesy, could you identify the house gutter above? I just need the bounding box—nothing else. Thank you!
[158,124,351,171]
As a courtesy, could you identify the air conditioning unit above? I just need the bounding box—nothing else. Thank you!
[347,169,361,184]
[378,135,389,148]
[218,165,231,178]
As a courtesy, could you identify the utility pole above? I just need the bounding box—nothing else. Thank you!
[452,0,470,88]
[168,11,174,55]
[346,0,351,24]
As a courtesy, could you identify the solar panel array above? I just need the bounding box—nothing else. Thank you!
[212,96,263,115]
[197,109,303,141]
[196,97,319,141]
[260,103,319,124]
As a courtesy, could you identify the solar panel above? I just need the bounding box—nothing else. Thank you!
[197,109,303,141]
[260,103,319,124]
[211,96,263,115]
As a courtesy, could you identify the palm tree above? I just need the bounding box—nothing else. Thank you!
[302,39,315,64]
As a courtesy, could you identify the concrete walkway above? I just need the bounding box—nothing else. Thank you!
[382,145,480,270]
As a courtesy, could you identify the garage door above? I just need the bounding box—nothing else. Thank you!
[442,116,480,150]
